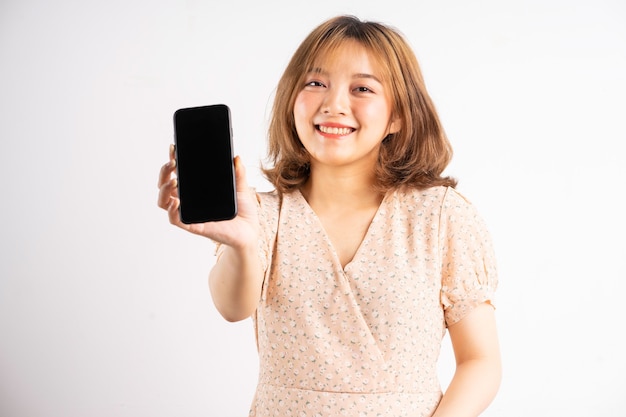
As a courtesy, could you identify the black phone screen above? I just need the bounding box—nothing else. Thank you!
[173,104,237,223]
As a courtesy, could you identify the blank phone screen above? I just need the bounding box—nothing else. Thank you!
[173,104,237,223]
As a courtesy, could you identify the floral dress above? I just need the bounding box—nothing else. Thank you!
[245,186,497,417]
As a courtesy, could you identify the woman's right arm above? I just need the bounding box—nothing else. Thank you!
[157,145,264,321]
[208,240,263,322]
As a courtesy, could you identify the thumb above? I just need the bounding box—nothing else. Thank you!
[233,155,250,192]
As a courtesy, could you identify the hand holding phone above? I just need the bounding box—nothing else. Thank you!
[173,104,237,224]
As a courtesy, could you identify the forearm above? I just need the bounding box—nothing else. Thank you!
[432,357,501,417]
[208,242,264,322]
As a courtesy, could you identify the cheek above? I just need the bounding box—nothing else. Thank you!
[293,94,310,137]
[293,100,304,132]
[293,93,306,117]
[293,93,317,129]
[294,92,315,113]
[360,103,393,130]
[293,94,304,117]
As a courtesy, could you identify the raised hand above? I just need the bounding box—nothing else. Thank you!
[157,144,260,249]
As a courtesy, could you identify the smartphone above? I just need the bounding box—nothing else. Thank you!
[173,104,237,224]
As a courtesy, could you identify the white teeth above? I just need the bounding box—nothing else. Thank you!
[318,125,353,135]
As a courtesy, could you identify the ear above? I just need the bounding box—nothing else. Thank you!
[387,114,402,135]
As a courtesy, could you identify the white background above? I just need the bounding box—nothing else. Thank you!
[1,0,625,416]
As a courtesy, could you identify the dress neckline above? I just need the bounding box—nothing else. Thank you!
[293,188,391,271]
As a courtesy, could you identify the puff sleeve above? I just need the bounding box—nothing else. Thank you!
[439,187,498,327]
[255,191,280,274]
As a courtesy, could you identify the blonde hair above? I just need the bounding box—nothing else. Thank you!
[263,15,457,194]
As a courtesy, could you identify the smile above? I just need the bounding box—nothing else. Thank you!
[317,125,355,136]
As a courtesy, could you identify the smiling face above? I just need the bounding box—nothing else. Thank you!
[293,40,401,173]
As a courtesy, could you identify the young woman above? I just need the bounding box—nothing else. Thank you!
[158,15,501,417]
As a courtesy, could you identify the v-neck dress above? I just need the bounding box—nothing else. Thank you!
[243,186,497,416]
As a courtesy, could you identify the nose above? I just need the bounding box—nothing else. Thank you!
[321,87,349,116]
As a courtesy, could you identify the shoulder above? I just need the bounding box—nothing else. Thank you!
[397,186,479,211]
[399,185,473,203]
[388,186,485,227]
[257,189,281,210]
[253,191,282,268]
[257,189,307,214]
[436,187,494,256]
[390,185,455,211]
[254,190,281,234]
[439,187,485,224]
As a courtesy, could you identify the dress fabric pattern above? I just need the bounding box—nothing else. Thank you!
[247,186,497,417]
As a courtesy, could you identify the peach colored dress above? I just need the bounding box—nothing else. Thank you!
[247,186,497,416]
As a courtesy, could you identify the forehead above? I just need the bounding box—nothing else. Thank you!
[310,40,385,76]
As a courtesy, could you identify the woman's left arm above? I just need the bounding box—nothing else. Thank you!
[432,302,502,417]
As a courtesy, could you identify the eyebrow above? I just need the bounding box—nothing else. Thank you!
[308,67,383,84]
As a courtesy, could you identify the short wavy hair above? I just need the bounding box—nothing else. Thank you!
[262,15,457,194]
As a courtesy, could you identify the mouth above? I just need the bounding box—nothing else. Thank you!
[316,124,355,136]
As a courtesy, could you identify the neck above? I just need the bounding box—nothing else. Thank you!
[300,165,383,210]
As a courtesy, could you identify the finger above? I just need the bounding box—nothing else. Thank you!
[157,177,177,209]
[157,144,176,188]
[233,156,250,192]
[157,158,176,188]
[166,194,183,226]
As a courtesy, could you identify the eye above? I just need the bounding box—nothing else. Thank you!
[354,86,374,93]
[304,80,326,88]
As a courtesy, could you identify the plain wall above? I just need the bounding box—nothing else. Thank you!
[1,0,625,415]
